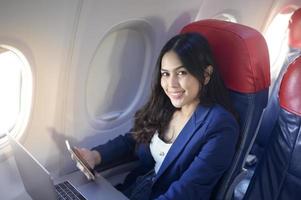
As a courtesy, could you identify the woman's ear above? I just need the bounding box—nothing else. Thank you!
[204,65,213,85]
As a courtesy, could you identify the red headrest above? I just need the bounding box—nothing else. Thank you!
[288,8,301,48]
[181,19,270,93]
[279,56,301,116]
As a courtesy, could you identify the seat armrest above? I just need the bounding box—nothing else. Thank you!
[100,160,140,178]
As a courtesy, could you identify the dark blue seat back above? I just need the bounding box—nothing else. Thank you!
[181,19,270,199]
[251,8,301,159]
[244,56,301,200]
[251,49,301,159]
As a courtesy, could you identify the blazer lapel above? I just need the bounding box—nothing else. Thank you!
[155,105,211,179]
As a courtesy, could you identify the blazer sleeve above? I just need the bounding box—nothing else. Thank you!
[155,113,239,200]
[91,132,138,171]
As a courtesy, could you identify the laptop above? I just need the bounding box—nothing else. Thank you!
[7,134,87,200]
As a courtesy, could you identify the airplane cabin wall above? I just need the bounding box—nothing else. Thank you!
[195,0,275,30]
[0,0,298,199]
[261,0,301,31]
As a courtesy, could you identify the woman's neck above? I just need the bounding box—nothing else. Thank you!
[178,101,199,119]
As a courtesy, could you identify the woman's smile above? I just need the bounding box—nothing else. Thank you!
[167,90,185,99]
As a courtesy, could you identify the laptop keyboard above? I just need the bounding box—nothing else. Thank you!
[55,181,86,200]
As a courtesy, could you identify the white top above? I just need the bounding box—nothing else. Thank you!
[150,132,173,173]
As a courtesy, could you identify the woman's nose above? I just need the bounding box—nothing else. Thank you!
[168,75,179,87]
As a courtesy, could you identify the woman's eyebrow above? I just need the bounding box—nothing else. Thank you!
[161,66,185,71]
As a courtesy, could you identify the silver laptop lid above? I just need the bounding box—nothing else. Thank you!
[7,134,57,200]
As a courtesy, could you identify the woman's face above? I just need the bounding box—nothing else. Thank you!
[160,51,200,110]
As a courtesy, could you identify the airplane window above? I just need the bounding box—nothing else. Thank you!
[0,46,32,148]
[264,9,294,85]
[86,21,153,127]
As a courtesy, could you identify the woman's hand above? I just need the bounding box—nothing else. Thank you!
[73,148,101,168]
[70,147,101,180]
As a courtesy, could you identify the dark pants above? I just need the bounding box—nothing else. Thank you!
[118,169,156,200]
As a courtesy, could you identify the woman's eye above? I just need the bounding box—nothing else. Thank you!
[161,72,169,77]
[177,71,187,76]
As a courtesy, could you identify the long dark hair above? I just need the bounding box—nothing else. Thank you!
[132,32,234,143]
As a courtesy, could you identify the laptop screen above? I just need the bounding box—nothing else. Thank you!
[7,134,58,200]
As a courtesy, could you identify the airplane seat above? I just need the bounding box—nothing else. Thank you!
[181,19,270,199]
[243,56,301,200]
[250,7,301,161]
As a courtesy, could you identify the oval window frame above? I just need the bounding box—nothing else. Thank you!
[84,19,155,130]
[0,43,33,151]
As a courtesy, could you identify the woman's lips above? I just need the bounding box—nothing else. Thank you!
[168,91,184,99]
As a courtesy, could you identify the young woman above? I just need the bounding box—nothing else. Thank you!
[73,33,239,200]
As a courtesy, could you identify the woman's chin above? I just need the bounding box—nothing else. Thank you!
[170,101,183,108]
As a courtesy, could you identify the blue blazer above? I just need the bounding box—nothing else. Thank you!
[93,105,239,200]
